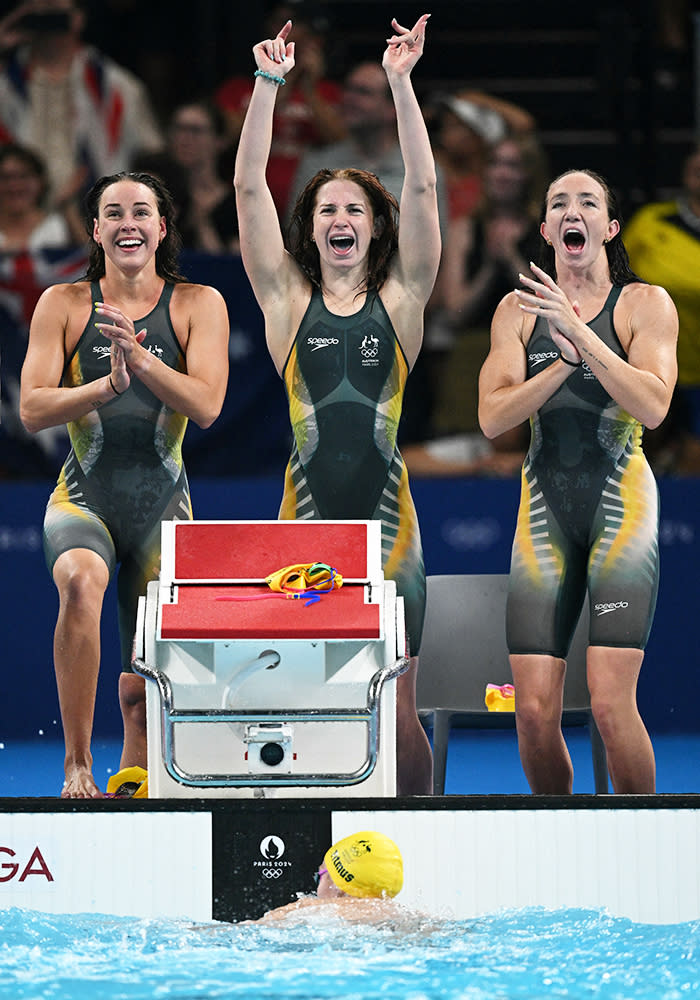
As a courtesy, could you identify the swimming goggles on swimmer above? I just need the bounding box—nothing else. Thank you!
[314,865,329,886]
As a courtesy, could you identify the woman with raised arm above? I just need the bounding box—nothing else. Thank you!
[478,169,678,794]
[20,171,230,798]
[234,15,441,794]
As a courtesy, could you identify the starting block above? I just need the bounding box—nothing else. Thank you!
[132,520,407,797]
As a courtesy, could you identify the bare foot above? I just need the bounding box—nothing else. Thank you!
[61,765,104,799]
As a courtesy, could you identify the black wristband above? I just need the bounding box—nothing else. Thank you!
[560,355,583,368]
[109,375,123,396]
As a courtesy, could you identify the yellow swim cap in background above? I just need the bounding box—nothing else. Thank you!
[323,830,403,898]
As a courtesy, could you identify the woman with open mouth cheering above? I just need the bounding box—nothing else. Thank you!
[234,14,441,795]
[479,169,678,795]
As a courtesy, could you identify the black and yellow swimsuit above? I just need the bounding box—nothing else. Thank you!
[507,284,660,657]
[43,280,192,671]
[279,287,426,654]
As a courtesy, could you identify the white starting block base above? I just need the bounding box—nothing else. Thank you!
[134,520,405,798]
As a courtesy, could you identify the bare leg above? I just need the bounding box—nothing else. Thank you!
[52,549,110,798]
[118,672,147,769]
[396,656,433,795]
[510,653,573,794]
[587,646,655,793]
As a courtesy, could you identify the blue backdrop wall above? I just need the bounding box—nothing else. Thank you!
[1,475,698,741]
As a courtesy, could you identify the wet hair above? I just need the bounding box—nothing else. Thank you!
[286,168,399,292]
[83,171,185,282]
[538,168,642,286]
[0,142,50,207]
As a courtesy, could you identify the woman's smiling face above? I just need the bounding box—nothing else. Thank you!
[93,180,166,270]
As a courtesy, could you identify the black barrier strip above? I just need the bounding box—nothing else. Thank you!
[3,793,700,812]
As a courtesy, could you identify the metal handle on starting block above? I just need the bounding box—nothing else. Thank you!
[133,655,408,788]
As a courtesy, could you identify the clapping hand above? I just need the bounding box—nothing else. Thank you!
[94,302,147,393]
[516,262,583,364]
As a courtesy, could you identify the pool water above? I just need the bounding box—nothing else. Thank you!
[1,906,698,999]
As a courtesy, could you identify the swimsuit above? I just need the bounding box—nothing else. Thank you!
[507,284,660,656]
[43,280,192,671]
[279,287,426,654]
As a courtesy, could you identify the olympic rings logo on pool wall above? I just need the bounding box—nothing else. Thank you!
[262,868,284,879]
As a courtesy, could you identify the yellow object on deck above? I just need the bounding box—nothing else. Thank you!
[485,683,515,712]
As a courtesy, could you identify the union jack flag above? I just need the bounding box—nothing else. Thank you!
[0,246,88,478]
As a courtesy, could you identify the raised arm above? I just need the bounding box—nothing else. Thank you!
[0,3,34,62]
[233,21,298,314]
[384,16,441,301]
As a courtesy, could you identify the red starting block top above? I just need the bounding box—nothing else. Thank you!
[165,521,379,583]
[160,585,381,640]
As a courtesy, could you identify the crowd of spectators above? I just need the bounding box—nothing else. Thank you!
[1,0,699,480]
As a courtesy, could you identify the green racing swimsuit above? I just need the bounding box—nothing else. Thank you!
[43,280,192,671]
[279,287,426,654]
[507,284,660,657]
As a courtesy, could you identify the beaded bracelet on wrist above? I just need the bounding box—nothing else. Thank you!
[254,69,286,86]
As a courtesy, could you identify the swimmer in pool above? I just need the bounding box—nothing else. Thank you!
[250,830,405,925]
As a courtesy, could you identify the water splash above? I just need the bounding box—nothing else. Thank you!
[0,906,698,1000]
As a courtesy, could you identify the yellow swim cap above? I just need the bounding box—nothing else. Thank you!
[106,766,148,799]
[323,831,403,898]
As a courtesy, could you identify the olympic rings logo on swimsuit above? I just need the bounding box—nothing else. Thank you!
[360,334,379,359]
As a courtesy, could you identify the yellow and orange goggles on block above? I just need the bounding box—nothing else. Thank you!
[266,562,343,595]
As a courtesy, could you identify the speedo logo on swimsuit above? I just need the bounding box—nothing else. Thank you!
[529,351,558,367]
[594,601,629,615]
[93,342,163,361]
[307,337,339,351]
[329,848,355,884]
